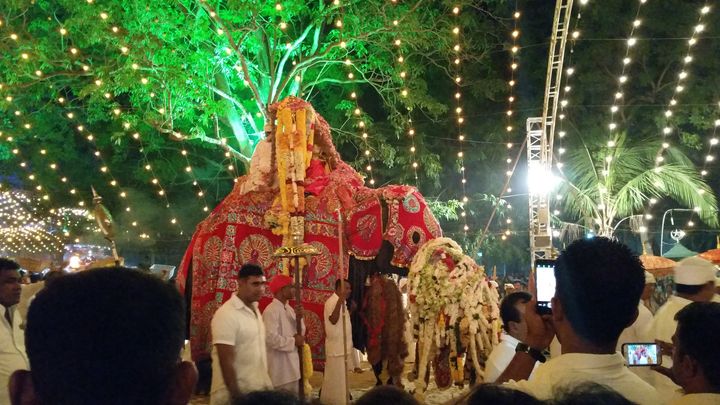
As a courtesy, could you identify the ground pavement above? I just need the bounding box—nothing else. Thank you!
[189,360,471,404]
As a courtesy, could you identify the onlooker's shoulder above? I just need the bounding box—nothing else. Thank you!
[618,368,659,403]
[262,299,281,314]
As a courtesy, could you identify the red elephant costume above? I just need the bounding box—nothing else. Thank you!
[176,97,441,368]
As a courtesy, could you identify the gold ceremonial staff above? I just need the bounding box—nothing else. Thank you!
[91,187,120,267]
[273,240,319,400]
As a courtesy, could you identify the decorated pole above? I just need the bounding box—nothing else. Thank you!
[337,208,349,405]
[273,244,318,400]
[272,97,322,400]
[91,187,120,267]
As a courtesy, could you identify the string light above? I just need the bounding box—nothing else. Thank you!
[389,4,417,185]
[602,0,649,177]
[2,138,54,204]
[451,4,470,234]
[58,103,150,237]
[156,89,211,212]
[0,6,224,242]
[0,141,100,248]
[338,5,376,187]
[60,10,204,233]
[92,5,214,215]
[500,1,524,240]
[653,4,711,170]
[644,3,712,223]
[686,103,720,225]
[1,108,86,207]
[0,190,64,255]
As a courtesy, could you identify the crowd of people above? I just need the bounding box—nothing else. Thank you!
[1,237,719,404]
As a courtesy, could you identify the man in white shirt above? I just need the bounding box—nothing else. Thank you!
[263,274,305,394]
[618,271,656,348]
[647,256,716,401]
[652,302,720,405]
[617,271,655,385]
[484,291,533,382]
[320,278,353,405]
[496,237,658,405]
[0,259,28,405]
[210,264,272,404]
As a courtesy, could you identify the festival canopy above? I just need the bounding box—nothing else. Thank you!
[663,243,698,260]
[639,254,676,278]
[699,248,720,264]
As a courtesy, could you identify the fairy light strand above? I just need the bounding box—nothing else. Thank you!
[501,3,523,241]
[386,7,417,185]
[61,107,151,239]
[645,3,713,226]
[451,4,469,234]
[653,4,712,170]
[644,4,712,227]
[602,0,649,186]
[338,4,376,187]
[1,102,88,207]
[687,102,720,225]
[0,190,64,255]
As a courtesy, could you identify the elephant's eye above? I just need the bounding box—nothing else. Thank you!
[412,231,421,244]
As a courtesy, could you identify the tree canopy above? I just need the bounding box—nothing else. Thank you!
[0,0,718,268]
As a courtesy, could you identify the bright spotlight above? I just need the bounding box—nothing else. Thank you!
[527,162,561,196]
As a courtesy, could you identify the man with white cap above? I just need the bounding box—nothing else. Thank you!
[647,256,717,401]
[263,274,305,394]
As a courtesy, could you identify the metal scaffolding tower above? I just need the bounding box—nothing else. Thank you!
[527,0,574,267]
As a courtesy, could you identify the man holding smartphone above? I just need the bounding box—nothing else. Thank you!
[484,291,535,382]
[652,302,720,404]
[647,256,717,401]
[495,238,658,405]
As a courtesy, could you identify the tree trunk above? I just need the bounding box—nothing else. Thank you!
[214,73,255,160]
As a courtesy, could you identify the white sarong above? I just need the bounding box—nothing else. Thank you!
[320,354,349,405]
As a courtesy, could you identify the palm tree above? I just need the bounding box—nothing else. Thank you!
[556,132,718,237]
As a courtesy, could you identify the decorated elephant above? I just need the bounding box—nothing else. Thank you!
[406,237,501,400]
[176,97,441,369]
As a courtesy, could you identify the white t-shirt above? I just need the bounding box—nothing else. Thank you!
[647,295,693,401]
[1,306,29,405]
[504,352,659,405]
[618,301,654,348]
[263,298,305,387]
[210,295,272,401]
[324,293,352,357]
[616,301,655,385]
[485,333,539,383]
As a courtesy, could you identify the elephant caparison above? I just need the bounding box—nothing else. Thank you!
[177,97,442,368]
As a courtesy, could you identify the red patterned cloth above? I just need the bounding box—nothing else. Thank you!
[346,193,383,260]
[383,187,443,267]
[177,180,341,363]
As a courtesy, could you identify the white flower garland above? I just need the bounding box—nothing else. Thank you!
[407,238,500,399]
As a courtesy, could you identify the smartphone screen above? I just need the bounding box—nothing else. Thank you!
[535,259,556,314]
[623,343,661,367]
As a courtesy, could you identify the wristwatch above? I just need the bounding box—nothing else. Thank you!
[515,342,547,363]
